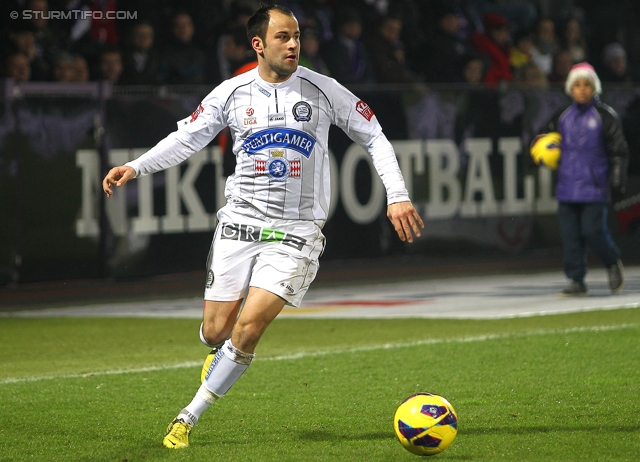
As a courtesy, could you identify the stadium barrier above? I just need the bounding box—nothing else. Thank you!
[1,80,639,283]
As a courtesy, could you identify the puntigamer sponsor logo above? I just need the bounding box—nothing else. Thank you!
[241,128,315,158]
[220,222,307,251]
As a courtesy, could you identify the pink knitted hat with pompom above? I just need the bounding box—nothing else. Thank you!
[564,62,602,95]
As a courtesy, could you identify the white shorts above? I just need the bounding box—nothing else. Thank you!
[204,202,325,307]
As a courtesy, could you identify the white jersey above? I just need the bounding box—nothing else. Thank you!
[126,66,409,225]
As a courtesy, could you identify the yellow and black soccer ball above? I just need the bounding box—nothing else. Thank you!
[530,132,562,169]
[393,392,458,456]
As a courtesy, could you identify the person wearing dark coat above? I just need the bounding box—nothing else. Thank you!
[120,22,161,85]
[319,6,374,84]
[539,63,629,296]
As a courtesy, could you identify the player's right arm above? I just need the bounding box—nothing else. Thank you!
[102,88,229,198]
[103,165,136,197]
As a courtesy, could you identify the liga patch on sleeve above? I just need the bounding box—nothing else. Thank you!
[190,103,204,122]
[356,100,374,121]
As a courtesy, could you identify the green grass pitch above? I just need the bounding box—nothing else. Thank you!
[1,308,639,461]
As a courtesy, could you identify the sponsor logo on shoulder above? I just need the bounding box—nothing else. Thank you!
[253,82,271,98]
[355,100,374,121]
[190,103,204,123]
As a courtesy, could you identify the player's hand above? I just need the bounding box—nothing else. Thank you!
[102,166,136,198]
[387,201,424,243]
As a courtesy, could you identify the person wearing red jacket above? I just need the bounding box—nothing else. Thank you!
[471,12,512,85]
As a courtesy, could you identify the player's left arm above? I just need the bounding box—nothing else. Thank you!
[329,81,424,242]
[599,104,629,195]
[387,200,424,243]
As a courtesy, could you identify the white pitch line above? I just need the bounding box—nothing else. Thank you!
[1,323,637,386]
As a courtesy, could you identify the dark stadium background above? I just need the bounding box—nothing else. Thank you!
[1,0,639,300]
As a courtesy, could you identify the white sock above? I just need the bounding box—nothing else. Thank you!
[204,339,254,395]
[179,384,219,425]
[179,340,254,425]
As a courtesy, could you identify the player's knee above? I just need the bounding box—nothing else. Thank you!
[199,322,229,348]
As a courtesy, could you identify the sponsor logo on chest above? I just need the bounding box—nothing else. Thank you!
[242,128,316,158]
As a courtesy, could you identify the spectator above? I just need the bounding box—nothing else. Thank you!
[424,4,474,83]
[298,26,330,75]
[4,52,31,82]
[474,0,538,33]
[599,43,632,84]
[530,17,559,76]
[419,0,481,44]
[513,61,548,89]
[25,0,61,60]
[510,29,533,72]
[120,22,161,85]
[461,54,485,86]
[220,25,257,77]
[560,18,587,63]
[88,0,119,45]
[320,6,374,84]
[60,0,92,47]
[470,12,512,85]
[8,28,49,80]
[453,55,499,145]
[208,2,255,83]
[281,0,334,42]
[160,11,208,84]
[548,49,573,84]
[364,13,415,84]
[97,45,122,84]
[72,54,90,82]
[51,51,76,82]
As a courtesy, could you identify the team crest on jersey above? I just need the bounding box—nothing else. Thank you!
[292,101,312,122]
[588,117,598,129]
[255,149,301,181]
[356,100,374,121]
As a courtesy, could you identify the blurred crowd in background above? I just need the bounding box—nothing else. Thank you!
[1,0,639,89]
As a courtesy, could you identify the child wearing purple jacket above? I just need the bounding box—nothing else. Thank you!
[543,62,629,296]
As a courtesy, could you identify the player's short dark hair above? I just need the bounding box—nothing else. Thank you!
[246,4,295,43]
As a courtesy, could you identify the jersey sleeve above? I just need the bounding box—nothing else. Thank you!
[126,89,227,177]
[599,103,629,193]
[329,81,410,205]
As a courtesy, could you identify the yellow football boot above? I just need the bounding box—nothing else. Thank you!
[162,418,192,449]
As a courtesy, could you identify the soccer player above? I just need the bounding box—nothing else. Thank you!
[102,4,424,449]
